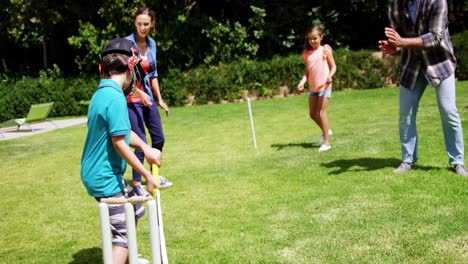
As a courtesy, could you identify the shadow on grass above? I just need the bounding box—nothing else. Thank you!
[321,157,437,175]
[69,247,101,264]
[271,142,315,150]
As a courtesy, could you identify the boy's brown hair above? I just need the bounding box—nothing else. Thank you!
[100,53,129,77]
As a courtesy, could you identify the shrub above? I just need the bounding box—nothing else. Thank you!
[452,31,468,80]
[1,48,398,119]
[159,68,188,107]
[0,68,97,121]
[161,49,388,106]
[333,49,386,90]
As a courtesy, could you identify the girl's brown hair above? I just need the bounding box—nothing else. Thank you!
[303,25,323,50]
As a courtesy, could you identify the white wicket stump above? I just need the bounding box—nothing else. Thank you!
[98,198,167,264]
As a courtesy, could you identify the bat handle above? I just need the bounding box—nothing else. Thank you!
[151,164,160,196]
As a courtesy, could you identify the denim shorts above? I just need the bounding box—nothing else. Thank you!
[309,88,332,98]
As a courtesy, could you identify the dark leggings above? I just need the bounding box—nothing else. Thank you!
[127,102,165,182]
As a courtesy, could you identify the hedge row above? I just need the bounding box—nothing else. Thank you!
[1,31,466,121]
[161,49,394,106]
[0,70,98,121]
[452,31,468,80]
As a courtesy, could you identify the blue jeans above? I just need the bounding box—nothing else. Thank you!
[399,72,464,165]
[128,102,165,182]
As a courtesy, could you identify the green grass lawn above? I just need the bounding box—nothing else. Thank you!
[1,82,467,263]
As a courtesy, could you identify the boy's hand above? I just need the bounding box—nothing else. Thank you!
[144,147,162,167]
[146,174,160,194]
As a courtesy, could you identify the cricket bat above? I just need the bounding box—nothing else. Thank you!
[151,164,168,263]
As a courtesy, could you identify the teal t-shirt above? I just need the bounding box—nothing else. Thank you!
[80,79,130,197]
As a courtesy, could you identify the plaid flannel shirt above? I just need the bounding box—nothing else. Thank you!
[389,0,456,89]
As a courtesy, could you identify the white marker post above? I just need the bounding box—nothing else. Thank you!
[98,203,113,264]
[247,98,257,149]
[125,203,138,264]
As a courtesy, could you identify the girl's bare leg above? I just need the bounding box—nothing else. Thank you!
[308,96,321,128]
[317,96,330,145]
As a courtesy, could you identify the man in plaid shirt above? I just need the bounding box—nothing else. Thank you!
[379,0,467,176]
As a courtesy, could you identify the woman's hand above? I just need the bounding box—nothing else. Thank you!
[158,100,170,117]
[134,89,153,106]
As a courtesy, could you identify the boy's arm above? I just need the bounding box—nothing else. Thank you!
[128,130,162,166]
[112,134,160,192]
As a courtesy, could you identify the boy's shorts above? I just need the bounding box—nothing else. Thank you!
[309,88,332,98]
[97,181,145,248]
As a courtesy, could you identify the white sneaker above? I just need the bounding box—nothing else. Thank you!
[137,255,149,264]
[393,162,414,174]
[317,129,333,145]
[132,185,152,198]
[454,164,468,177]
[159,176,173,188]
[318,144,331,152]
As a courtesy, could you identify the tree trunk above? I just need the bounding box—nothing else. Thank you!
[42,38,48,69]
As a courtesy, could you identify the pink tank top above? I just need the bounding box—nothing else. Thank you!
[303,45,331,92]
[127,56,151,103]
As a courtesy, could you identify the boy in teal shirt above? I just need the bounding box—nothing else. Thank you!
[81,38,160,264]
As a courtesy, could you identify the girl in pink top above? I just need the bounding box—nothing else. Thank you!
[297,25,337,152]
